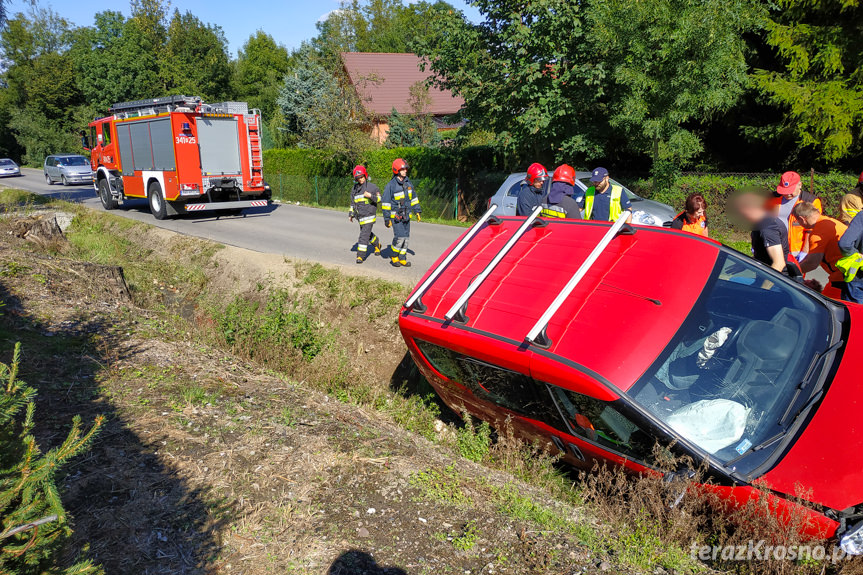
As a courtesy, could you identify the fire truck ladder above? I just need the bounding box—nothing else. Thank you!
[404,203,500,313]
[110,95,202,116]
[444,205,546,323]
[245,112,264,188]
[524,213,634,348]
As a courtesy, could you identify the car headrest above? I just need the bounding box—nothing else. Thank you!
[736,320,796,361]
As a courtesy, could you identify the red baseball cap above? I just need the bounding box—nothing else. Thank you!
[776,171,801,195]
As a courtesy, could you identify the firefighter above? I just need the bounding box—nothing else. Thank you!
[349,165,382,264]
[583,167,632,223]
[541,164,582,219]
[382,158,422,267]
[516,163,549,216]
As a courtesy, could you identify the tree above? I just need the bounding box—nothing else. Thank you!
[751,0,862,162]
[232,31,290,119]
[0,343,103,574]
[415,0,603,162]
[162,10,231,101]
[385,83,440,148]
[275,45,370,157]
[585,0,761,186]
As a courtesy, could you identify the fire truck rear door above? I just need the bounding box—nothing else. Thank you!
[195,117,242,177]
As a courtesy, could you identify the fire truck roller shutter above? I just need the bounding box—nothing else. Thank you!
[149,119,176,171]
[116,124,134,176]
[118,118,176,174]
[195,117,242,178]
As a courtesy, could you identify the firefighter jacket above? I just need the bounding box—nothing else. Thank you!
[350,181,381,225]
[382,176,422,223]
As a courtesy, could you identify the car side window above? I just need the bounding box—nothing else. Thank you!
[506,182,522,197]
[102,124,111,146]
[415,340,562,426]
[546,385,656,463]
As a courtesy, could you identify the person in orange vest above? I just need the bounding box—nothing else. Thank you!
[670,193,709,237]
[792,201,847,299]
[767,171,823,262]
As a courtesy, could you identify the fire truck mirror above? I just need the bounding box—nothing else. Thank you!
[81,135,90,151]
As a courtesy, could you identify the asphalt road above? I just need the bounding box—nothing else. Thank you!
[0,168,466,283]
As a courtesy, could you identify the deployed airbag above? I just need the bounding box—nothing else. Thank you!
[666,399,749,454]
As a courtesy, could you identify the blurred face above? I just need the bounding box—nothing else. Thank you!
[733,193,766,225]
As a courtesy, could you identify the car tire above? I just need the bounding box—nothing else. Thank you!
[61,175,69,186]
[98,179,118,210]
[44,173,53,185]
[148,181,168,220]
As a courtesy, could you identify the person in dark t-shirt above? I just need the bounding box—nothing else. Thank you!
[732,190,802,277]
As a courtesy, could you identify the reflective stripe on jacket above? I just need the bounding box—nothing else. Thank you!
[584,185,623,221]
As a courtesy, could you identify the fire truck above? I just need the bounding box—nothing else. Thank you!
[85,95,271,219]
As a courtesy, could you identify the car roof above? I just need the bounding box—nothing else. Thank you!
[404,219,721,392]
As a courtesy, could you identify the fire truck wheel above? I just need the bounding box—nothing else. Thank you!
[148,181,168,220]
[98,179,118,210]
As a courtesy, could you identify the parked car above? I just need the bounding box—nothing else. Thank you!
[44,154,93,186]
[0,158,21,177]
[488,171,677,227]
[399,215,863,552]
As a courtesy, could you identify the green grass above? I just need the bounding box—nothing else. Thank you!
[409,465,473,507]
[451,520,480,551]
[0,188,51,209]
[456,416,491,463]
[492,484,596,545]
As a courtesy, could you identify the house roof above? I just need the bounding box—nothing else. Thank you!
[341,52,464,117]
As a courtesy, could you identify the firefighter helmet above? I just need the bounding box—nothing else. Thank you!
[352,165,368,180]
[392,158,409,174]
[526,163,549,186]
[552,164,575,186]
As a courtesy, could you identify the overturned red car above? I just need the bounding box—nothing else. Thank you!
[398,206,863,553]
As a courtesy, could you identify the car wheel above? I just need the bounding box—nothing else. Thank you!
[61,175,69,186]
[44,173,53,185]
[98,179,118,210]
[148,181,168,220]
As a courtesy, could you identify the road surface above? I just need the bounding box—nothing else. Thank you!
[0,168,466,283]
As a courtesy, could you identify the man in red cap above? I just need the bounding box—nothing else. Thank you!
[767,171,822,263]
[839,172,863,224]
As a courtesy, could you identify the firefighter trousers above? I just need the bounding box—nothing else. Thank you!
[356,223,380,257]
[391,221,410,261]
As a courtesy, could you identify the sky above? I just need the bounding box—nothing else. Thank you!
[5,0,483,57]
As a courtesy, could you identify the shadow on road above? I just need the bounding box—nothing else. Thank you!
[0,278,232,574]
[39,185,98,203]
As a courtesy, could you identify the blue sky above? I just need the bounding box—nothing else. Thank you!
[5,0,482,57]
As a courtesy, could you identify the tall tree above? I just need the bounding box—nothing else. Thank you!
[232,31,290,119]
[751,0,862,162]
[415,0,602,161]
[162,10,231,101]
[585,0,761,185]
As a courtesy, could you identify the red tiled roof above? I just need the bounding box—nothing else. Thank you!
[341,52,464,117]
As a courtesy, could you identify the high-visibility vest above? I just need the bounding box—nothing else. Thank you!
[584,185,623,221]
[836,252,863,282]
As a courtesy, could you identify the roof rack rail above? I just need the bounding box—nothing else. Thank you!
[445,205,544,323]
[110,95,202,114]
[405,203,501,313]
[525,213,634,348]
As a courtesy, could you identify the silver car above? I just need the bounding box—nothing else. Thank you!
[44,154,94,186]
[0,158,21,177]
[488,171,677,227]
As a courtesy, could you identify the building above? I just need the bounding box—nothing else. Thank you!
[340,52,465,143]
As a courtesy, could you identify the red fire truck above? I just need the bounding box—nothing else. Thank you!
[85,95,271,219]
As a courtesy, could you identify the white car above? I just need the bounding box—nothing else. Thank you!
[487,171,677,227]
[0,158,21,177]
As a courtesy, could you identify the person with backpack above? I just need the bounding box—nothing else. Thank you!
[382,158,422,268]
[348,165,382,264]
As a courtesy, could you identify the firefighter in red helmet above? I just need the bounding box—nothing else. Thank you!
[348,165,382,263]
[516,163,549,216]
[541,164,582,219]
[382,158,422,267]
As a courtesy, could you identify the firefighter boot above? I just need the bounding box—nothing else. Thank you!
[390,256,401,267]
[399,257,411,267]
[372,235,381,254]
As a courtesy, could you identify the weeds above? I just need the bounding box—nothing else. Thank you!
[410,465,473,507]
[451,520,480,551]
[456,414,491,463]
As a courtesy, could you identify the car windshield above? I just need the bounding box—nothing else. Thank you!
[60,157,88,166]
[627,251,833,472]
[0,159,14,166]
